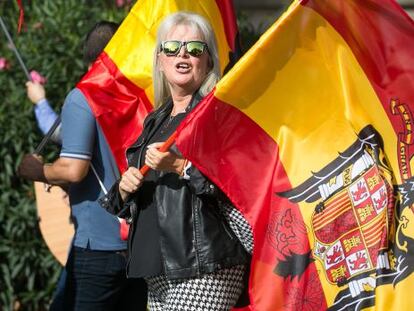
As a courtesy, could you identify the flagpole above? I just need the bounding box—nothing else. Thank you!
[139,131,177,175]
[0,16,31,80]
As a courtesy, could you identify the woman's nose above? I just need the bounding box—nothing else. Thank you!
[177,45,189,57]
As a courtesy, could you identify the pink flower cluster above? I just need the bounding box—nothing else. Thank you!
[30,70,47,84]
[116,0,132,8]
[0,57,11,71]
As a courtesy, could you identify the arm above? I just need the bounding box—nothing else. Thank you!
[33,99,59,135]
[44,157,89,184]
[17,154,89,185]
[26,81,59,135]
[19,89,95,185]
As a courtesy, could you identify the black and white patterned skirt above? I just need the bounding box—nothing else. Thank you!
[145,265,246,311]
[145,203,253,310]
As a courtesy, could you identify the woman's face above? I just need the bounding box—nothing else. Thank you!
[158,24,210,95]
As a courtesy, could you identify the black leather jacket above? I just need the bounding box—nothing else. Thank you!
[100,94,248,280]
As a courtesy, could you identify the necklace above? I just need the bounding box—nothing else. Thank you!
[162,106,188,133]
[165,114,175,127]
[171,105,189,117]
[162,109,184,131]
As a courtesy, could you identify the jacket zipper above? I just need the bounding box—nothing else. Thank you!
[192,195,201,275]
[125,216,134,278]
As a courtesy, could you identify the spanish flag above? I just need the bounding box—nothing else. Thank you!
[176,0,414,310]
[77,0,239,173]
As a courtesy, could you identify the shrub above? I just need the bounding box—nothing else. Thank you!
[0,1,128,310]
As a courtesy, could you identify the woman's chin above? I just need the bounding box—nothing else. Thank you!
[171,80,201,92]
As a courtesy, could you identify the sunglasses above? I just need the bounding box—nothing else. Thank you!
[160,40,208,57]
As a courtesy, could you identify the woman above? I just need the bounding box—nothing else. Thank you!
[102,12,251,310]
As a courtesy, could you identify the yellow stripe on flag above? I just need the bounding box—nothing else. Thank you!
[215,3,399,187]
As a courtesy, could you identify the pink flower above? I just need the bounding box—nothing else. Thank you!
[116,0,132,7]
[30,70,47,84]
[115,0,124,7]
[0,57,11,71]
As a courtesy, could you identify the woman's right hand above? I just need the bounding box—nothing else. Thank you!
[119,167,144,202]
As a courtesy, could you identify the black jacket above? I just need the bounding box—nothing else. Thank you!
[100,94,249,280]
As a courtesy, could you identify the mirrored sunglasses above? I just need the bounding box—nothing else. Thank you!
[160,40,208,57]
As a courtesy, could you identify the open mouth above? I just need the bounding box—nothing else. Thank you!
[176,62,191,70]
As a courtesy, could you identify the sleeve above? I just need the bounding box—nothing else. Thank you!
[34,99,59,135]
[99,180,133,220]
[184,164,231,204]
[183,160,254,254]
[59,89,95,160]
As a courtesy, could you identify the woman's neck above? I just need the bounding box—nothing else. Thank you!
[170,92,193,116]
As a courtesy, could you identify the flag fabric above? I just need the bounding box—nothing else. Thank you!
[175,0,414,310]
[16,0,24,33]
[77,0,239,173]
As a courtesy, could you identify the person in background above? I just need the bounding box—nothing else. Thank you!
[18,21,147,310]
[101,12,252,310]
[26,73,66,311]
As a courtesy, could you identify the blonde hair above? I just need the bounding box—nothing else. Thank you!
[153,12,221,108]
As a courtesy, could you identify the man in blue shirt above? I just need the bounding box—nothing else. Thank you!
[19,21,146,310]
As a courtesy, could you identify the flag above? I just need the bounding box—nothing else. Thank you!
[16,0,24,33]
[77,0,240,173]
[175,0,414,310]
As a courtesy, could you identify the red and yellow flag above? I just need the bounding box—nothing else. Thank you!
[176,0,414,310]
[77,0,239,173]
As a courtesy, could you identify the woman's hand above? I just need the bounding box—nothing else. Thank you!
[119,167,144,201]
[145,142,186,174]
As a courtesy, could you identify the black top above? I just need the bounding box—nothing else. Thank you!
[128,110,189,277]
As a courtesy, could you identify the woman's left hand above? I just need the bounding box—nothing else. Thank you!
[145,142,185,175]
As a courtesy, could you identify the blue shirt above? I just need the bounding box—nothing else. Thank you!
[34,98,58,134]
[60,88,126,250]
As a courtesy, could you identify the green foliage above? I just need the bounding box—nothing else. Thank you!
[237,11,263,54]
[0,1,129,310]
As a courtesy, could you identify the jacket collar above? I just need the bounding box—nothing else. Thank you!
[128,91,203,150]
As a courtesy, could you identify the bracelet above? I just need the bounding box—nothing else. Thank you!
[180,159,188,176]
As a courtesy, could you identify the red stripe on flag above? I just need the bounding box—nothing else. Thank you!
[176,93,327,310]
[16,0,24,33]
[215,0,239,51]
[77,52,153,173]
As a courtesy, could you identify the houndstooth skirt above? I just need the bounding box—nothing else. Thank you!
[145,265,246,311]
[145,202,253,310]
